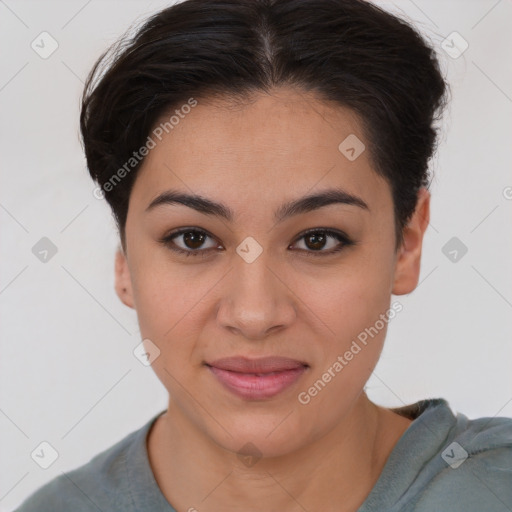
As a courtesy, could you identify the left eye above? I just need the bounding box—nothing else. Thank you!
[292,229,349,254]
[160,228,353,258]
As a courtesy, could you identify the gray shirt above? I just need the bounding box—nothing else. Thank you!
[14,398,512,511]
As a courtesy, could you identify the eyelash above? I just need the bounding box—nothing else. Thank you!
[159,227,354,259]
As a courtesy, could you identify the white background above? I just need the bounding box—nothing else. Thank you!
[1,0,511,510]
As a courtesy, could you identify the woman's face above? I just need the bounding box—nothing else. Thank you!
[116,86,427,457]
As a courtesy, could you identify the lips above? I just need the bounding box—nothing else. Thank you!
[205,356,308,374]
[205,356,309,400]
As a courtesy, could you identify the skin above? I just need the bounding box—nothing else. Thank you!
[114,85,430,512]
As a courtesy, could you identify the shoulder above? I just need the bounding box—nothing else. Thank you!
[413,410,512,512]
[14,422,146,512]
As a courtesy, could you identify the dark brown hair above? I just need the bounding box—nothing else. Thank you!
[80,0,448,251]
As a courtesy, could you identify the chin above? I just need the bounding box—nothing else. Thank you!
[205,411,309,461]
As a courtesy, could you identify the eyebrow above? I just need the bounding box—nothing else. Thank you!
[145,187,369,223]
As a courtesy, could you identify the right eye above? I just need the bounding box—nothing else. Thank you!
[159,228,221,258]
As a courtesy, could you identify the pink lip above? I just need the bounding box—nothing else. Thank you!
[205,356,309,400]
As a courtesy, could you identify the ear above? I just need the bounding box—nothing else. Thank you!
[392,187,431,295]
[114,246,135,309]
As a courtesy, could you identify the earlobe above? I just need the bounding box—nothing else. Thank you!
[114,246,135,309]
[392,188,431,296]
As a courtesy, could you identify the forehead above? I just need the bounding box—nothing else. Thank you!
[130,86,391,217]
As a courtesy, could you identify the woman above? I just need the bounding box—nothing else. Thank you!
[16,0,512,511]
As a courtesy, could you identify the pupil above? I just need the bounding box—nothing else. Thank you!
[184,231,205,249]
[306,233,326,250]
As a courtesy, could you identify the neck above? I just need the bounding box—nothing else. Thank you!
[147,392,412,512]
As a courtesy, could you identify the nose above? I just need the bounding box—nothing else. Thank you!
[216,254,297,341]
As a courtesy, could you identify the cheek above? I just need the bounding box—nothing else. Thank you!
[299,280,390,403]
[305,252,395,343]
[130,260,217,376]
[294,245,396,402]
[132,269,201,338]
[294,266,394,433]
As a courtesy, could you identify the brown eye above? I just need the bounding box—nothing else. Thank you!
[160,228,219,258]
[160,227,353,259]
[181,230,208,250]
[304,232,328,250]
[290,229,353,257]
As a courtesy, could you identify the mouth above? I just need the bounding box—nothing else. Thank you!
[205,356,309,400]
